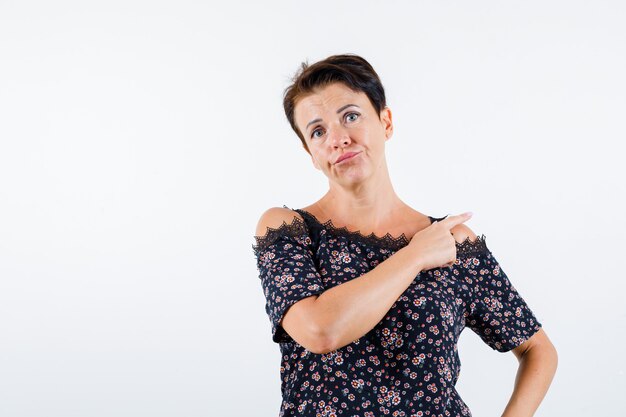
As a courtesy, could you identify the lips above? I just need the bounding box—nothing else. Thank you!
[335,151,360,164]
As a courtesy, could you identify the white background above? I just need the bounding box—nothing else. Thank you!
[1,1,624,416]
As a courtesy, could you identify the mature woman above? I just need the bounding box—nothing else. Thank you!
[252,54,557,417]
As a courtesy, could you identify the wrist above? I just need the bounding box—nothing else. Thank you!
[399,244,424,275]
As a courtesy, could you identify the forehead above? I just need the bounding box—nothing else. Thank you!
[294,82,372,126]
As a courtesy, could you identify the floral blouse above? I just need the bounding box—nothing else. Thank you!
[252,205,542,417]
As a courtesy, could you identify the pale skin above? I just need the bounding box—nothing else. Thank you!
[260,81,557,416]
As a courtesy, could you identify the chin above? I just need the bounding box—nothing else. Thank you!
[335,168,370,184]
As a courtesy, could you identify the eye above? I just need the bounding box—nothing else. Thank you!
[345,112,360,122]
[311,128,324,139]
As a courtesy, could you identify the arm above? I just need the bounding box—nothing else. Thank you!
[257,208,469,354]
[311,220,474,353]
[310,242,425,353]
[257,207,426,354]
[501,329,558,417]
[450,223,557,416]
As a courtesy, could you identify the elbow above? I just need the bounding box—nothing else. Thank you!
[541,340,559,369]
[280,297,336,354]
[313,338,335,355]
[298,296,340,354]
[525,340,559,376]
[543,344,559,381]
[309,332,335,355]
[551,344,559,372]
[309,322,336,355]
[283,317,333,354]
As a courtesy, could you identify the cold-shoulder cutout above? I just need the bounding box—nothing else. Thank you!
[251,206,324,345]
[252,207,309,257]
[449,223,488,257]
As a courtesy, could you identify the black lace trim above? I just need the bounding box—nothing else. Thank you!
[289,205,489,257]
[292,206,411,251]
[251,205,490,258]
[251,215,309,258]
[456,233,488,257]
[430,214,489,256]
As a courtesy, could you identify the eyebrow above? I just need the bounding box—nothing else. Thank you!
[305,104,360,132]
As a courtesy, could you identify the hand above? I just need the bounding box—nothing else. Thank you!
[407,212,473,271]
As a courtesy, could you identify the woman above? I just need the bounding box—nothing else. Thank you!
[252,54,557,417]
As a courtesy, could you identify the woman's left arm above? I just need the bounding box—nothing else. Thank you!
[501,328,558,417]
[450,223,558,416]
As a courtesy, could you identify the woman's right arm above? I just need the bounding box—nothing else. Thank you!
[257,208,472,354]
[311,242,427,353]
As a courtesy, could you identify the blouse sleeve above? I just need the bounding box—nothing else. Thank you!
[460,238,542,352]
[252,216,325,344]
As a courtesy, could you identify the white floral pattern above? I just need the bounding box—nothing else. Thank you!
[252,207,542,417]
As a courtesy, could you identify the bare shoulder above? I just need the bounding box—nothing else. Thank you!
[255,207,305,238]
[450,223,479,244]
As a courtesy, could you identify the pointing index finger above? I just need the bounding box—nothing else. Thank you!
[440,212,473,229]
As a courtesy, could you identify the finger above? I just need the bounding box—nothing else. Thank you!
[441,212,473,229]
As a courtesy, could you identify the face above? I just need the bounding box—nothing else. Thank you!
[293,82,393,186]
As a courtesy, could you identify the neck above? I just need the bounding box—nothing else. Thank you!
[319,159,406,230]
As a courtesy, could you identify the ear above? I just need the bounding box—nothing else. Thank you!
[381,107,393,140]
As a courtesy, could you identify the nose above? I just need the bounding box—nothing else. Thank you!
[327,124,352,148]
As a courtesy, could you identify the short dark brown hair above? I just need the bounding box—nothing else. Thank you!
[283,54,387,154]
